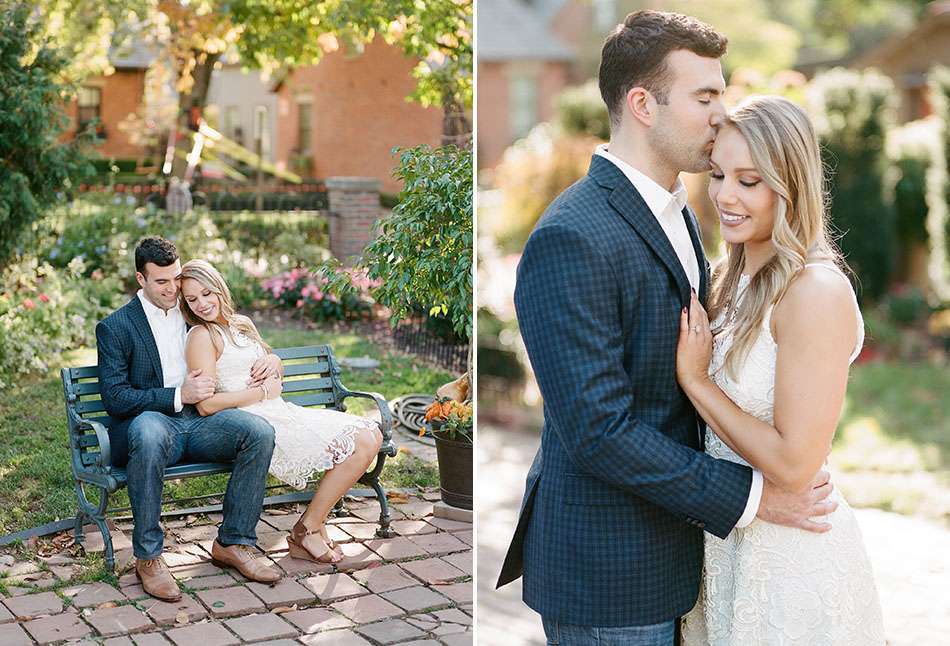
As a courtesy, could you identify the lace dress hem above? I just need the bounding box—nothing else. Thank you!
[269,418,375,490]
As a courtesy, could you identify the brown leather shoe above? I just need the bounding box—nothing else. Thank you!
[211,540,281,583]
[136,558,181,602]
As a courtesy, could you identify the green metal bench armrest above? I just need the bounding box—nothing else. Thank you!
[66,408,112,471]
[339,388,395,444]
[75,468,122,492]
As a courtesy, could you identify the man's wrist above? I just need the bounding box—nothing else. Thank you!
[736,469,763,528]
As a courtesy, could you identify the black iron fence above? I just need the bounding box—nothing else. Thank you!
[392,320,469,375]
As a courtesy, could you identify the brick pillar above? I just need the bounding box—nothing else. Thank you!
[326,177,382,266]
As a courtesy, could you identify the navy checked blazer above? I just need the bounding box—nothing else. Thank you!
[95,296,181,467]
[496,155,754,627]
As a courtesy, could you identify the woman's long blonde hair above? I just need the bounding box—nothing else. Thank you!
[179,259,272,353]
[708,95,847,379]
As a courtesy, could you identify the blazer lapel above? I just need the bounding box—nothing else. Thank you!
[591,156,692,307]
[681,206,710,303]
[127,296,164,385]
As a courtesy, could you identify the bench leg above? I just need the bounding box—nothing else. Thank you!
[370,477,394,538]
[73,511,86,545]
[92,514,116,573]
[74,481,116,573]
[359,447,396,538]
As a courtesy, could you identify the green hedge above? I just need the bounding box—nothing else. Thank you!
[927,66,950,300]
[811,68,898,302]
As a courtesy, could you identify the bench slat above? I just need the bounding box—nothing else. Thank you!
[69,366,99,379]
[77,434,101,448]
[282,361,330,377]
[80,452,100,466]
[275,346,330,360]
[77,399,107,414]
[281,377,334,394]
[74,382,101,395]
[284,392,337,407]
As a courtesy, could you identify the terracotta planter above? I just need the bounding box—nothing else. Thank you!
[431,422,473,510]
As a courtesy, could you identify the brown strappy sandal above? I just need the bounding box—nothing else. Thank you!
[287,520,342,564]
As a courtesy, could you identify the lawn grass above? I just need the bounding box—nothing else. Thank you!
[0,323,451,536]
[832,360,950,524]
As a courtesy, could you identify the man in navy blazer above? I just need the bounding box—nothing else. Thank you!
[497,11,834,644]
[97,237,281,601]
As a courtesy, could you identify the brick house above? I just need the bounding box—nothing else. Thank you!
[68,36,443,194]
[853,1,950,123]
[267,36,444,195]
[63,45,153,162]
[477,0,575,170]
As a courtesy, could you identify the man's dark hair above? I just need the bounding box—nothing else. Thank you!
[599,10,727,128]
[135,236,179,275]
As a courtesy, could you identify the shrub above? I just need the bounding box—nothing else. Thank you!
[262,268,375,322]
[494,123,600,253]
[0,258,122,387]
[809,68,898,302]
[883,284,931,325]
[887,118,936,248]
[927,66,950,300]
[0,3,94,267]
[38,196,333,293]
[320,145,473,341]
[557,80,610,141]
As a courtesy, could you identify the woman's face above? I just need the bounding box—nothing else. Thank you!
[181,277,222,322]
[708,126,777,247]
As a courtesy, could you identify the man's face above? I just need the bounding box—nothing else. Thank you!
[136,260,181,311]
[647,49,727,174]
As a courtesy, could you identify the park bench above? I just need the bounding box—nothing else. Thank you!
[61,344,397,571]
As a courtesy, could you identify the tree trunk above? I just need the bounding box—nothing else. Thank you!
[441,88,471,149]
[171,49,220,179]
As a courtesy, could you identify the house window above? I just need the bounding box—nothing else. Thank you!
[297,102,312,155]
[224,106,240,141]
[253,105,271,159]
[510,73,538,140]
[77,86,101,132]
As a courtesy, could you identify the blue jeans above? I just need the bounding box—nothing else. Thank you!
[542,617,676,646]
[125,407,275,560]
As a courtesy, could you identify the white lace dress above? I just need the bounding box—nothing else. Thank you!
[212,328,376,489]
[681,265,885,646]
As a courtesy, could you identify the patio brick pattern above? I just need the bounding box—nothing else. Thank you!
[0,494,472,645]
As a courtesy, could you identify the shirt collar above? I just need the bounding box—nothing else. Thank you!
[596,144,689,218]
[137,289,181,320]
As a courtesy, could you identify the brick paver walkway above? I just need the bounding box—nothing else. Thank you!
[0,494,472,645]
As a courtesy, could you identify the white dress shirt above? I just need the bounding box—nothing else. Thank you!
[137,290,187,412]
[595,144,763,529]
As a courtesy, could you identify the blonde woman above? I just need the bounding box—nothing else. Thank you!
[178,259,383,564]
[677,96,885,644]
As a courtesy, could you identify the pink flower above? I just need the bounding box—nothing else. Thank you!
[23,299,35,310]
[38,293,49,303]
[296,299,304,308]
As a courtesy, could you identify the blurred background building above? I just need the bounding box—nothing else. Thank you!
[62,36,443,194]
